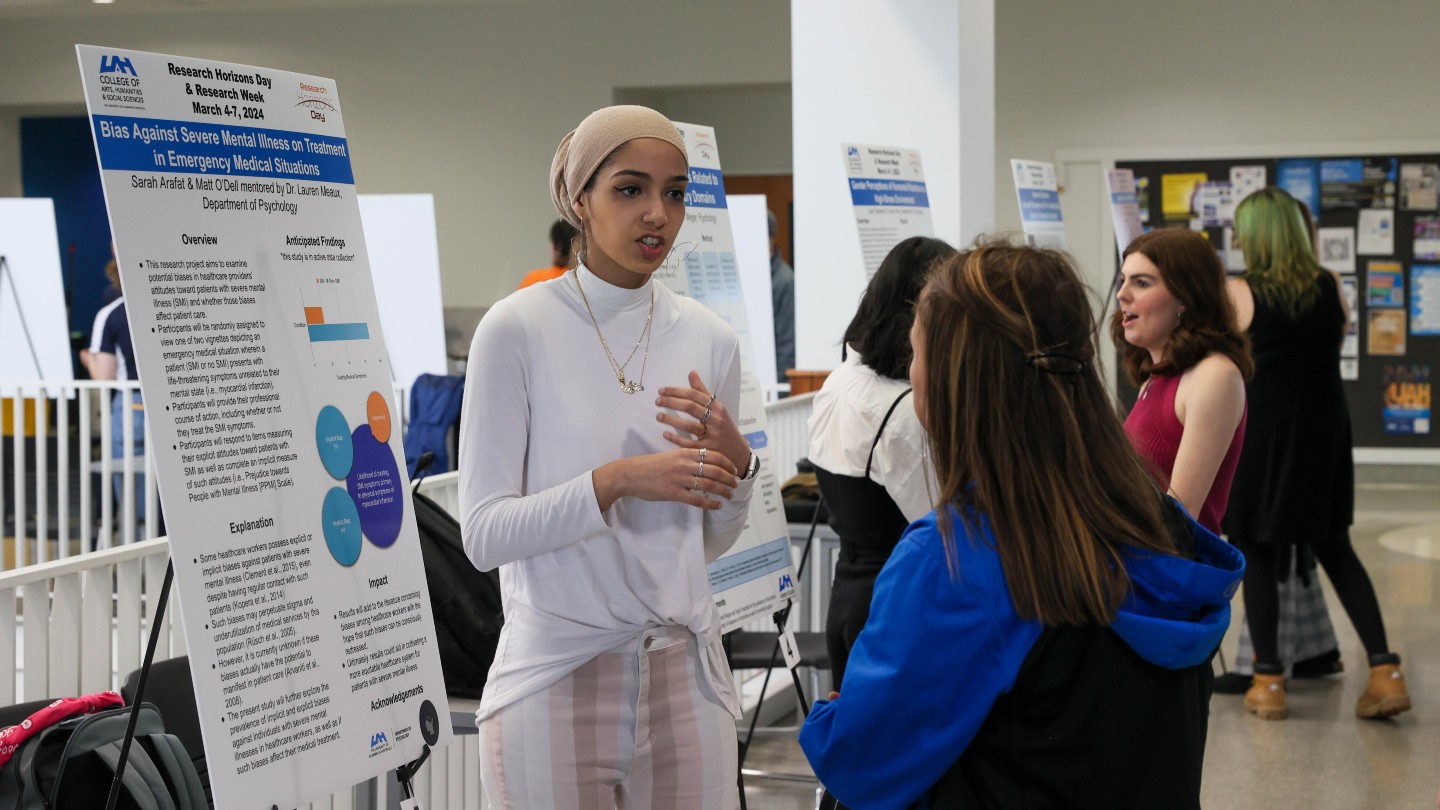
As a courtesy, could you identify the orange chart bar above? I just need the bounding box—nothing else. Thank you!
[304,306,326,325]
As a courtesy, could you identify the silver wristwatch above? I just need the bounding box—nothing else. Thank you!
[742,450,761,480]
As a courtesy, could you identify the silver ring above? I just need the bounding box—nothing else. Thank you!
[697,461,705,479]
[701,407,712,425]
[689,476,700,492]
[705,394,716,408]
[698,447,707,463]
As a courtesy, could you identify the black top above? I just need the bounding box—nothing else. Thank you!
[929,624,1212,809]
[813,389,913,689]
[1223,271,1354,547]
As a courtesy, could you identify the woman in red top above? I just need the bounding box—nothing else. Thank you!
[1112,228,1251,534]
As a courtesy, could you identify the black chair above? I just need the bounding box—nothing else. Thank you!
[122,656,210,807]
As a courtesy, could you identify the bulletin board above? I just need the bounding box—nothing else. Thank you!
[1115,153,1439,449]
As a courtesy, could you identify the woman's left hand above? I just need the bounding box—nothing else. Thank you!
[656,371,750,479]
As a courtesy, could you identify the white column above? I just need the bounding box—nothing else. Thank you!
[792,0,994,371]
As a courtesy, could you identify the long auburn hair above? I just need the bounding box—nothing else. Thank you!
[1111,228,1254,386]
[917,240,1178,625]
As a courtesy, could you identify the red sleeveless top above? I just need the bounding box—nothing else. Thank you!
[1124,370,1247,534]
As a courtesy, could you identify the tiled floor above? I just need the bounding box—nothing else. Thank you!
[741,484,1440,809]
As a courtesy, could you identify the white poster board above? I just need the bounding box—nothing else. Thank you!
[727,194,778,399]
[842,143,935,278]
[357,194,447,387]
[0,198,77,392]
[660,122,797,632]
[77,45,450,809]
[1012,159,1067,249]
[1104,169,1145,257]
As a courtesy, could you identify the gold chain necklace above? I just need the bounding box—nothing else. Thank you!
[573,268,655,394]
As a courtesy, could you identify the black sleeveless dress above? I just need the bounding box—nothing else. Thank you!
[812,389,913,690]
[1222,271,1353,550]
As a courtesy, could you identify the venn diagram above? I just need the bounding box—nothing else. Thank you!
[314,392,402,566]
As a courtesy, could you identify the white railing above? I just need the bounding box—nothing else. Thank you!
[764,392,815,484]
[0,380,410,572]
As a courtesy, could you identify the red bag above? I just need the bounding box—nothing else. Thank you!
[0,691,124,768]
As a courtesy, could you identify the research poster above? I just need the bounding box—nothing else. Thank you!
[659,122,797,632]
[1367,262,1405,308]
[1012,159,1066,249]
[843,142,934,278]
[77,46,450,809]
[1104,168,1144,254]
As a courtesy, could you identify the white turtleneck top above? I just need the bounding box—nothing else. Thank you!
[459,264,755,721]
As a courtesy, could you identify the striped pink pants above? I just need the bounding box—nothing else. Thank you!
[478,626,739,809]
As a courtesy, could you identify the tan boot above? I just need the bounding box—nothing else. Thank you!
[1356,663,1411,719]
[1244,673,1287,720]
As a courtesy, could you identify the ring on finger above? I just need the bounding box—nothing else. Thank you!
[705,394,716,409]
[697,461,705,479]
[701,406,712,425]
[698,447,707,463]
[689,475,701,493]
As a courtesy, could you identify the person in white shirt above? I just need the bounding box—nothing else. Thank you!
[807,236,954,690]
[459,105,760,810]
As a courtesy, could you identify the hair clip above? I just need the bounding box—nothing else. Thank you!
[1025,350,1088,376]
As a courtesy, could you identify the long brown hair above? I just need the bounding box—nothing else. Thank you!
[917,240,1178,626]
[1111,228,1254,386]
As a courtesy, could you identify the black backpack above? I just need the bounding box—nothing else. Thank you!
[0,703,207,809]
[413,488,504,699]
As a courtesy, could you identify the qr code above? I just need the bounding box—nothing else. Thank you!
[1322,237,1350,261]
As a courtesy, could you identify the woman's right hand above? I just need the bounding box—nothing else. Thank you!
[592,447,739,513]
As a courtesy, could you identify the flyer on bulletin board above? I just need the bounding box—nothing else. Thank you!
[1368,309,1407,356]
[1367,262,1405,308]
[1411,265,1440,336]
[1277,159,1319,216]
[1400,163,1439,211]
[1415,217,1440,261]
[1318,227,1356,273]
[76,45,452,809]
[1340,277,1360,358]
[1383,365,1431,435]
[1160,172,1206,220]
[1320,157,1397,211]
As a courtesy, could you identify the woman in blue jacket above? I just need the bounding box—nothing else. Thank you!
[799,241,1245,809]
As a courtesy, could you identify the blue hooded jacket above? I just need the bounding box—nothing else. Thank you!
[799,504,1244,810]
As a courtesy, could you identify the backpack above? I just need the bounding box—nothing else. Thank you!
[413,488,504,699]
[0,703,207,810]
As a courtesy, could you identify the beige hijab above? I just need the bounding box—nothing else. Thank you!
[549,105,688,229]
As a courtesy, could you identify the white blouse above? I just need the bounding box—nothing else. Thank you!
[806,351,935,523]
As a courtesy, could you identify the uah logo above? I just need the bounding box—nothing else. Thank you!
[778,574,794,593]
[847,146,860,157]
[99,55,137,77]
[369,731,388,749]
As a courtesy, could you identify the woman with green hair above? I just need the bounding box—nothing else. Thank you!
[1223,186,1409,721]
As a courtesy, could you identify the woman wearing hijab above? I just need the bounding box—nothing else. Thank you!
[459,105,761,809]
